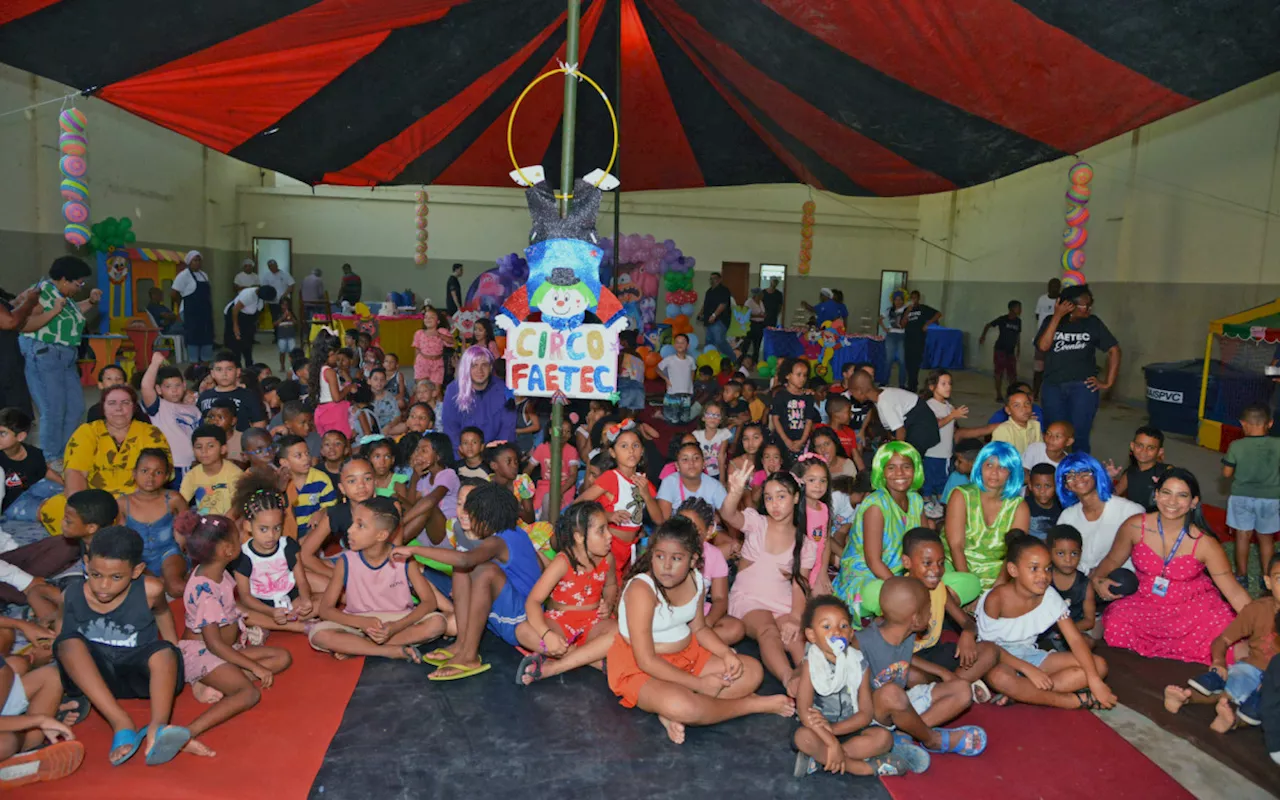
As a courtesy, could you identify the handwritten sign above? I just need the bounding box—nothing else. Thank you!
[506,321,618,399]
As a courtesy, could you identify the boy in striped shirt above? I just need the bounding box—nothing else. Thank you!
[277,433,337,537]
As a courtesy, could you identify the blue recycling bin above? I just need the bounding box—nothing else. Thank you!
[1143,360,1214,436]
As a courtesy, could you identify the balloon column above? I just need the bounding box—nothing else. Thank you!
[798,200,815,275]
[414,190,429,265]
[59,109,90,246]
[598,234,694,331]
[1061,162,1091,287]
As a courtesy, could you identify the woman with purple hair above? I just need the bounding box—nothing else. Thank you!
[441,345,516,455]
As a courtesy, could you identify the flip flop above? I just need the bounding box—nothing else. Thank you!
[420,648,453,668]
[0,740,85,788]
[144,725,192,766]
[401,645,424,664]
[865,750,910,777]
[515,653,547,686]
[970,680,993,704]
[889,740,931,773]
[109,728,145,767]
[428,662,492,682]
[56,694,89,726]
[924,725,987,756]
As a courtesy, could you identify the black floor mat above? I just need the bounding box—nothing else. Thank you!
[309,637,893,800]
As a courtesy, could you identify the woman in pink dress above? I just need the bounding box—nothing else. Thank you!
[412,306,449,384]
[1091,468,1250,664]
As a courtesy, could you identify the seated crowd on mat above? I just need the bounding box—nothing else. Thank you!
[0,261,1276,789]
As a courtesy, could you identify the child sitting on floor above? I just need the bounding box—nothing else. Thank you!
[204,398,244,466]
[677,497,744,645]
[138,352,201,489]
[175,512,292,744]
[1038,525,1096,652]
[1026,463,1063,542]
[319,430,349,489]
[792,595,925,778]
[63,488,119,561]
[393,482,538,681]
[456,426,490,481]
[990,389,1041,459]
[1022,420,1073,474]
[309,498,451,662]
[857,576,986,757]
[0,659,83,789]
[1167,553,1280,731]
[54,526,191,766]
[607,515,794,744]
[240,428,276,474]
[277,434,338,538]
[941,440,980,504]
[576,421,664,585]
[231,474,317,634]
[1109,425,1172,513]
[515,502,617,686]
[0,407,63,522]
[978,531,1116,711]
[181,425,243,518]
[900,528,999,696]
[793,454,835,594]
[118,449,188,598]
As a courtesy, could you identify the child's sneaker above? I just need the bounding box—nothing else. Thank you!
[923,500,944,520]
[1237,690,1262,726]
[792,751,818,778]
[1188,670,1226,696]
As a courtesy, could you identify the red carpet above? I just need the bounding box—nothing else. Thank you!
[28,605,362,799]
[881,703,1192,800]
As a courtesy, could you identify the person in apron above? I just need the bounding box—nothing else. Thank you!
[172,250,215,363]
[223,285,276,367]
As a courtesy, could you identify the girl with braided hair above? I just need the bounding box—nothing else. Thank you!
[230,472,318,634]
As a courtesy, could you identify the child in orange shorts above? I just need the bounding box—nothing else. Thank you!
[605,515,796,744]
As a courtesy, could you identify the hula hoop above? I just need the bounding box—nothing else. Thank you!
[506,66,618,195]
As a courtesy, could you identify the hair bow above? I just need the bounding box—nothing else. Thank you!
[605,418,637,442]
[797,452,829,465]
[485,439,509,448]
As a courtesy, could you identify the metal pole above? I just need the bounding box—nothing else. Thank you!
[549,0,582,524]
[611,0,621,294]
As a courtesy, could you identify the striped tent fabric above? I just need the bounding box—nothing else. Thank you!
[2,0,1277,194]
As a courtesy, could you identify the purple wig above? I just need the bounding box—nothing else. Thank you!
[455,345,495,413]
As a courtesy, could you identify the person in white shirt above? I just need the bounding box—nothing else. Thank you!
[658,333,697,424]
[233,258,260,290]
[1032,277,1061,401]
[171,250,215,362]
[1055,452,1142,576]
[223,285,277,367]
[259,259,296,326]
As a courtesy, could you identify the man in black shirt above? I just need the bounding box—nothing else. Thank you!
[980,300,1023,402]
[700,272,734,360]
[902,290,940,392]
[446,263,464,316]
[1035,285,1120,454]
[762,278,784,327]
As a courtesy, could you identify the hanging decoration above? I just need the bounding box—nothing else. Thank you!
[85,216,136,254]
[414,189,428,265]
[1061,161,1092,287]
[598,233,694,331]
[59,108,90,246]
[798,199,815,275]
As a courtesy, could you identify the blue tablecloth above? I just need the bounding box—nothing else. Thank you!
[762,326,962,383]
[925,326,964,370]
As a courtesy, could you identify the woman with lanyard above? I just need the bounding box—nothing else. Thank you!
[223,284,278,367]
[20,256,101,468]
[171,250,215,363]
[1091,468,1248,664]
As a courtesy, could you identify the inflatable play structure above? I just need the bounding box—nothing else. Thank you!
[1195,300,1280,452]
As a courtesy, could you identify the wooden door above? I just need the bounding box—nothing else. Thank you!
[720,262,749,305]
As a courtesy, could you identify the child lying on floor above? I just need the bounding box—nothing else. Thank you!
[309,498,452,662]
[1166,553,1280,731]
[392,482,540,681]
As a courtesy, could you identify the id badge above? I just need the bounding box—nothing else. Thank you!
[1152,576,1170,597]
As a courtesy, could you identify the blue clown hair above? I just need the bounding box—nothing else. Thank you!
[1055,452,1113,508]
[869,440,924,493]
[969,441,1024,500]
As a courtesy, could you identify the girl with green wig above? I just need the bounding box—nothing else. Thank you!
[833,441,924,626]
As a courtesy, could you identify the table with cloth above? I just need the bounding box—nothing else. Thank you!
[309,314,424,364]
[761,326,963,383]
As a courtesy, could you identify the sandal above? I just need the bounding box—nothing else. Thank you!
[401,645,424,664]
[924,725,987,756]
[1075,689,1103,710]
[109,728,145,767]
[515,653,546,686]
[428,662,492,682]
[889,740,931,773]
[420,648,453,668]
[145,725,192,766]
[56,694,89,727]
[865,751,910,777]
[970,680,993,704]
[993,693,1017,707]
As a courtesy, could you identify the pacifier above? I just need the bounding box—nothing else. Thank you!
[827,636,848,655]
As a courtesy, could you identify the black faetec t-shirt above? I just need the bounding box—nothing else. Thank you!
[987,315,1022,354]
[0,446,47,511]
[1036,315,1119,385]
[903,305,939,342]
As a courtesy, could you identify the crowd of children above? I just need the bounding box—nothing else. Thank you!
[2,307,1279,791]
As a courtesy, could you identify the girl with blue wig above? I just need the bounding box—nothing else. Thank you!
[833,441,924,626]
[1054,453,1145,576]
[944,442,1030,590]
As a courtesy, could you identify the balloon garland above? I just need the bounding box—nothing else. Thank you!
[86,217,136,254]
[798,200,815,275]
[1061,161,1092,287]
[414,190,428,265]
[59,109,90,246]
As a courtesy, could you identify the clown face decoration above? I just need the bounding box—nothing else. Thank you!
[106,250,130,285]
[531,267,594,328]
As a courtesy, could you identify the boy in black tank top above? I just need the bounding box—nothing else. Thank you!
[1038,525,1096,652]
[54,526,189,766]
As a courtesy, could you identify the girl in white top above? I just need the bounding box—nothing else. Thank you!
[978,531,1117,710]
[692,401,733,480]
[607,516,795,744]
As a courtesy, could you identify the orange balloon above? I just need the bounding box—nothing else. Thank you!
[645,366,659,380]
[636,346,651,357]
[643,351,661,367]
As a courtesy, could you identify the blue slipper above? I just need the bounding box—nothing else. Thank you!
[109,727,145,767]
[925,725,987,756]
[144,725,191,766]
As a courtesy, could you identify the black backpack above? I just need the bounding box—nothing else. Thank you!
[902,397,941,456]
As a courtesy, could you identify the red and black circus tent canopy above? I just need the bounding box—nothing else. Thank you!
[2,0,1278,195]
